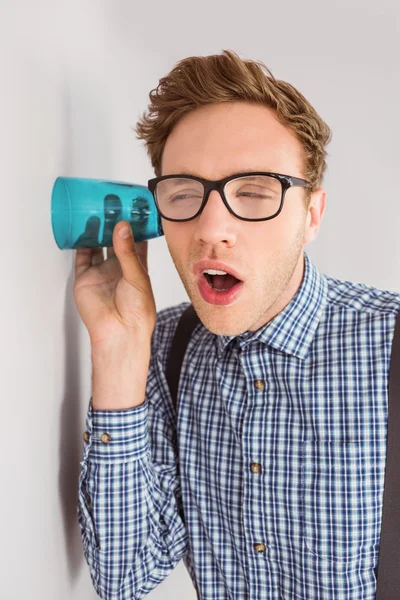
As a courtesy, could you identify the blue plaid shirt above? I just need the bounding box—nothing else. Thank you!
[78,253,400,600]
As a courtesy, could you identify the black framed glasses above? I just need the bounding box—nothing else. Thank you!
[148,171,312,223]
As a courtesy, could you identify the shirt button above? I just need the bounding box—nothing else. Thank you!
[83,431,90,443]
[254,543,266,553]
[100,432,112,444]
[250,462,262,473]
[254,379,265,391]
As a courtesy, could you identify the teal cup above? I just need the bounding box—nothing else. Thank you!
[51,177,164,249]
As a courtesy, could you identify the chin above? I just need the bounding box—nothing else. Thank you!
[182,278,253,335]
[190,301,250,336]
[207,323,247,336]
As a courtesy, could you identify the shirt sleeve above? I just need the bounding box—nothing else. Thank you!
[77,347,189,600]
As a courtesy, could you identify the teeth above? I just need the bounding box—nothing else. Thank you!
[203,269,227,275]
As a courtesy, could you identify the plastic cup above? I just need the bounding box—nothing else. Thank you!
[51,176,164,249]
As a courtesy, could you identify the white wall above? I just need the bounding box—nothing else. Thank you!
[1,0,399,598]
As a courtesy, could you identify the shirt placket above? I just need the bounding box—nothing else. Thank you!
[240,343,277,599]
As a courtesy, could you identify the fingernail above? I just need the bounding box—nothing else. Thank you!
[119,226,130,239]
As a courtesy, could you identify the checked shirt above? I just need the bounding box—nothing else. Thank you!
[78,253,400,599]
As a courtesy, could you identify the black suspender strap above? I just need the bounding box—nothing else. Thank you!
[376,308,400,600]
[165,303,201,599]
[165,304,200,411]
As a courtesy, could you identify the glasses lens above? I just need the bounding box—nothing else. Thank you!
[225,175,282,219]
[155,174,283,221]
[155,178,204,219]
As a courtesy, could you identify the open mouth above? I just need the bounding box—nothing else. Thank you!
[203,272,242,292]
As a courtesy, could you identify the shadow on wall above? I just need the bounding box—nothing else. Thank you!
[56,65,114,589]
[58,266,85,585]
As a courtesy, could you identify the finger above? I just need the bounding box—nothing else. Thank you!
[75,248,97,279]
[112,221,150,287]
[135,241,149,272]
[91,248,104,266]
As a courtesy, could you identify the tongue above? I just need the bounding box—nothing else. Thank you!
[212,274,239,290]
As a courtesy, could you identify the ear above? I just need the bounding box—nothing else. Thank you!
[304,188,326,244]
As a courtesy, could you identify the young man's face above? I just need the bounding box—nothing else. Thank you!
[160,101,325,336]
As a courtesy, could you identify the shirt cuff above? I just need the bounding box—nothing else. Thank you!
[81,396,149,464]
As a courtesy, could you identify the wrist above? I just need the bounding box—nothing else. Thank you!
[91,339,151,411]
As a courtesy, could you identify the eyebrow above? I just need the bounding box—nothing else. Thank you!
[166,168,277,179]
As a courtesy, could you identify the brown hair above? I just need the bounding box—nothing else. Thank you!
[134,49,332,193]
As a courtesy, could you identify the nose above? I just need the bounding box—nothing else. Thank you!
[193,190,237,247]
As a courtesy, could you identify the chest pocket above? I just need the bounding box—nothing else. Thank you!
[301,440,384,565]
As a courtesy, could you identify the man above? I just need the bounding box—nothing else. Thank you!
[74,49,400,599]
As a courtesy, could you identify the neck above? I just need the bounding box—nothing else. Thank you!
[248,251,306,332]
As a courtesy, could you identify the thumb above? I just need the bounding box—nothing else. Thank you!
[113,221,148,286]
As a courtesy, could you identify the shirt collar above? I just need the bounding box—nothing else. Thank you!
[216,252,328,360]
